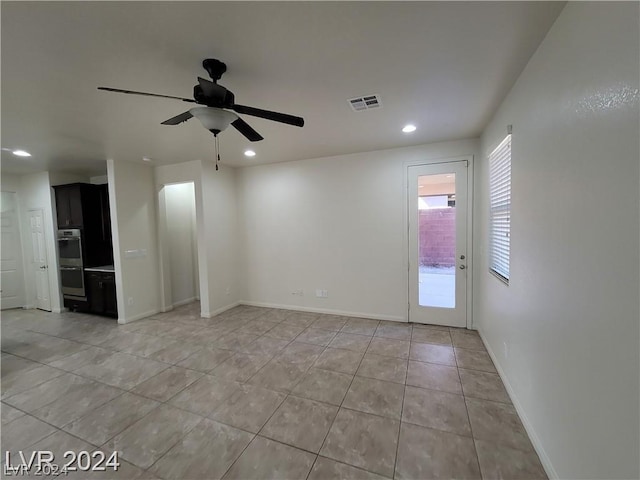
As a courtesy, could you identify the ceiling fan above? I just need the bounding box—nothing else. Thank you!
[98,59,304,143]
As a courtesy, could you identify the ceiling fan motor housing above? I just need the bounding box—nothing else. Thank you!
[203,59,227,81]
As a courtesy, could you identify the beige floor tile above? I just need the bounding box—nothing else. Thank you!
[210,352,271,382]
[454,348,497,373]
[308,457,390,480]
[320,408,399,478]
[295,327,337,346]
[329,332,372,353]
[105,404,203,469]
[131,366,203,402]
[459,368,511,403]
[0,414,57,454]
[410,342,456,366]
[168,375,241,417]
[1,402,25,425]
[396,422,481,479]
[222,436,315,480]
[211,384,286,433]
[342,377,404,419]
[374,323,412,341]
[63,392,159,446]
[402,385,471,436]
[248,359,309,393]
[149,419,254,480]
[411,327,452,345]
[356,353,407,384]
[312,315,348,331]
[278,341,326,366]
[450,330,486,351]
[292,368,353,405]
[261,395,338,453]
[406,360,461,394]
[475,439,548,480]
[264,323,306,341]
[341,318,379,336]
[176,347,234,372]
[366,337,410,359]
[466,397,534,451]
[31,381,122,428]
[314,347,364,375]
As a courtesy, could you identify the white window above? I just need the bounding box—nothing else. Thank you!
[489,134,511,283]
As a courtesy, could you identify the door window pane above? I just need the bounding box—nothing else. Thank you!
[418,173,456,308]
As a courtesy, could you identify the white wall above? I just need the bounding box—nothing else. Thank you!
[237,139,479,321]
[201,162,241,316]
[107,160,160,323]
[475,3,639,479]
[164,182,198,306]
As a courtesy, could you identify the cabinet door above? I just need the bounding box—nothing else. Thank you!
[55,188,72,227]
[67,186,84,227]
[86,272,104,314]
[102,273,118,317]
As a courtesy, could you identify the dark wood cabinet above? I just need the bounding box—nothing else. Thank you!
[86,271,117,318]
[54,183,113,267]
[54,183,99,228]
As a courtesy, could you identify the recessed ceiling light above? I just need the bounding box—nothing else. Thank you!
[12,149,31,157]
[244,150,256,157]
[402,124,416,133]
[142,156,152,162]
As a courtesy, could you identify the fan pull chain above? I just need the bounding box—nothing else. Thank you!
[215,134,220,171]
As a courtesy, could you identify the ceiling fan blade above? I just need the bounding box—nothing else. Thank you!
[231,104,304,127]
[98,87,195,103]
[231,118,264,142]
[161,111,193,125]
[197,77,227,101]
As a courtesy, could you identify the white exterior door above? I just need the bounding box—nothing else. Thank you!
[408,161,469,327]
[1,192,26,309]
[28,209,51,311]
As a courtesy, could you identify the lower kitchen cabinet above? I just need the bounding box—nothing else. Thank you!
[86,271,117,318]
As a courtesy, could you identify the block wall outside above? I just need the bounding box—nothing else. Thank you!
[419,208,456,267]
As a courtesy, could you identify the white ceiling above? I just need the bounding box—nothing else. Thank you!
[1,1,564,175]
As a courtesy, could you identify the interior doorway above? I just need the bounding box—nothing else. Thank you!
[160,182,199,309]
[408,161,470,327]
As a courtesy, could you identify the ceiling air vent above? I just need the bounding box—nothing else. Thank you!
[348,94,382,112]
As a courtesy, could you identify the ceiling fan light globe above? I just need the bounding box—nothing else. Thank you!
[190,107,238,132]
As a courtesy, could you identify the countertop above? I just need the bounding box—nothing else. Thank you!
[84,265,115,273]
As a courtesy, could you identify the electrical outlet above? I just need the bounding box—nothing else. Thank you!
[291,289,303,296]
[316,289,328,298]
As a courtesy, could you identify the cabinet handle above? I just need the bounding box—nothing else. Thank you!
[99,281,103,288]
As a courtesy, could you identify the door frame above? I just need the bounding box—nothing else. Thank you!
[403,155,474,329]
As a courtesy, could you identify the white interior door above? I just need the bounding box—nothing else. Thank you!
[1,192,26,309]
[28,209,51,311]
[408,161,468,327]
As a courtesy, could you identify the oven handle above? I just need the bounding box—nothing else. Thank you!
[60,266,82,271]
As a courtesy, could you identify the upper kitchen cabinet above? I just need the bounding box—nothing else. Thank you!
[54,183,101,228]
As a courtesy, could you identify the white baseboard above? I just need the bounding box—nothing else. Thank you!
[239,300,407,323]
[51,307,65,313]
[478,329,557,480]
[172,297,197,308]
[117,308,159,325]
[201,301,240,318]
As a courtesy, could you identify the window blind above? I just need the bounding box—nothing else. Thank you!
[489,134,511,283]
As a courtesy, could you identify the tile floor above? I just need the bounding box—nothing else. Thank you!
[1,303,547,479]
